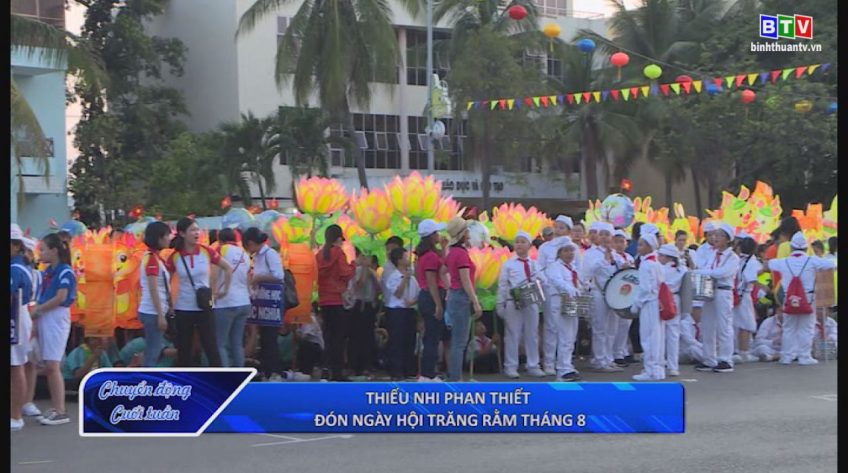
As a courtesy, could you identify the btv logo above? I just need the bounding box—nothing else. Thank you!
[760,14,814,39]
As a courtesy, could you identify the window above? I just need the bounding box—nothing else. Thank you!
[12,0,64,28]
[547,56,564,81]
[523,51,546,74]
[329,123,354,168]
[345,114,401,169]
[533,0,569,17]
[408,117,466,171]
[277,17,288,45]
[406,29,451,86]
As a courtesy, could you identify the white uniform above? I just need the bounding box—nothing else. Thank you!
[767,252,836,362]
[694,247,739,367]
[583,245,619,369]
[814,317,837,345]
[10,263,35,367]
[632,252,665,379]
[537,236,574,372]
[545,259,583,377]
[496,256,546,374]
[691,243,715,311]
[679,315,704,363]
[732,254,762,349]
[611,251,635,360]
[751,315,782,360]
[662,263,687,372]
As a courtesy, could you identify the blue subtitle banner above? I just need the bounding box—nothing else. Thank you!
[80,369,684,435]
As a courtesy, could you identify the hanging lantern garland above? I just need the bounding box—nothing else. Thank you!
[610,52,630,81]
[542,23,560,52]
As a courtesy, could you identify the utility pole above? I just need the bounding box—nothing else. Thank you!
[426,0,434,171]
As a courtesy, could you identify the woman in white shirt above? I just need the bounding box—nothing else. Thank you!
[139,222,173,367]
[384,247,420,381]
[214,228,252,368]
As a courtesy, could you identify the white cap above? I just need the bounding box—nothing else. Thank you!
[589,221,603,232]
[555,215,573,229]
[640,233,659,250]
[703,221,717,232]
[658,244,679,258]
[613,229,628,239]
[641,223,659,236]
[559,240,578,252]
[515,231,532,243]
[736,230,752,239]
[597,222,614,234]
[11,223,23,241]
[22,237,37,252]
[790,231,808,249]
[717,222,735,241]
[417,219,446,237]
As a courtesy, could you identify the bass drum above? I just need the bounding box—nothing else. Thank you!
[604,268,640,319]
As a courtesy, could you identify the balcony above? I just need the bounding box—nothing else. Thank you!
[12,0,66,29]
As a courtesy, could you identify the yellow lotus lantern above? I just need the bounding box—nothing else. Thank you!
[295,176,348,216]
[433,196,463,223]
[491,203,548,243]
[271,215,312,245]
[670,203,700,244]
[385,171,441,221]
[349,188,394,235]
[336,213,367,241]
[468,246,511,289]
[823,195,837,238]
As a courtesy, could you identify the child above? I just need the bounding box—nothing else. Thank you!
[751,313,783,362]
[61,337,112,391]
[813,316,837,358]
[611,229,636,367]
[658,244,687,377]
[631,234,665,381]
[467,321,499,374]
[384,247,420,380]
[545,241,584,381]
[118,335,177,368]
[496,231,546,379]
[291,314,324,381]
[732,236,763,363]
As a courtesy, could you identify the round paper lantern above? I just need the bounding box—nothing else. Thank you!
[610,52,630,68]
[676,74,693,83]
[643,64,662,80]
[222,208,255,231]
[542,23,561,39]
[507,5,527,20]
[826,102,838,114]
[794,100,813,113]
[706,83,721,96]
[254,209,284,234]
[60,220,87,237]
[599,194,635,229]
[576,38,596,53]
[740,89,756,104]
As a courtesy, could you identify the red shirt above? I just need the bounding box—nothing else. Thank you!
[415,250,444,290]
[446,245,475,290]
[316,246,355,307]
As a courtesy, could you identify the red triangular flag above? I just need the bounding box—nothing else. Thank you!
[681,81,691,94]
[540,96,549,107]
[794,66,806,79]
[659,84,670,96]
[610,89,620,101]
[770,70,780,83]
[712,77,723,88]
[566,94,574,105]
[524,97,533,107]
[629,87,639,100]
[582,92,591,103]
[498,99,507,110]
[734,74,745,87]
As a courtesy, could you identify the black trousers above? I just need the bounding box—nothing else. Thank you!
[385,308,417,378]
[259,325,281,377]
[629,318,643,354]
[175,310,221,367]
[469,352,500,374]
[321,305,351,380]
[298,341,323,375]
[348,301,377,375]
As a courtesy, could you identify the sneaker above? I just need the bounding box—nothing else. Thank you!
[667,370,680,377]
[764,354,780,362]
[593,365,619,373]
[732,354,744,364]
[543,367,557,376]
[268,373,284,382]
[22,403,41,417]
[798,358,819,366]
[291,372,312,382]
[779,357,794,365]
[605,364,624,372]
[503,370,520,379]
[39,411,70,426]
[36,408,56,421]
[613,358,629,367]
[743,353,759,363]
[623,355,636,364]
[559,372,581,382]
[11,418,24,432]
[632,373,653,381]
[694,363,715,372]
[713,362,734,373]
[526,367,546,378]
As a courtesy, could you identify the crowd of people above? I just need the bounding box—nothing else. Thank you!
[9,213,838,431]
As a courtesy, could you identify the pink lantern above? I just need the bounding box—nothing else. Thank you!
[676,74,693,83]
[740,89,756,104]
[610,52,629,81]
[507,5,527,20]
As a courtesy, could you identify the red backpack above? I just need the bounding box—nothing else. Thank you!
[659,281,678,320]
[782,258,812,315]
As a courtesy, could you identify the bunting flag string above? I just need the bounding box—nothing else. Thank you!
[465,63,833,112]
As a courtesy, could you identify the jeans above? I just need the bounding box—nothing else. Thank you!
[175,310,222,367]
[321,305,351,380]
[138,312,164,367]
[385,308,417,378]
[214,305,251,367]
[446,289,472,381]
[418,290,446,378]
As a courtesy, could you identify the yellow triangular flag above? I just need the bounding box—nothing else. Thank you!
[747,73,758,85]
[621,88,630,101]
[549,95,558,106]
[574,93,582,104]
[593,91,601,103]
[693,80,703,93]
[808,64,820,75]
[670,83,681,95]
[640,86,650,97]
[467,102,473,111]
[507,99,515,110]
[781,68,792,80]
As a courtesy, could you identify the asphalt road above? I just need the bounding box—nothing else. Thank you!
[11,360,837,473]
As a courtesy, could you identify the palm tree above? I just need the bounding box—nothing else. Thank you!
[237,0,421,189]
[10,13,106,196]
[219,112,280,210]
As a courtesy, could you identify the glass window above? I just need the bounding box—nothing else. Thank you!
[405,29,451,86]
[408,116,466,171]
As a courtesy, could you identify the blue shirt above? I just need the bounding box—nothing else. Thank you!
[625,240,638,257]
[38,263,77,307]
[10,256,33,304]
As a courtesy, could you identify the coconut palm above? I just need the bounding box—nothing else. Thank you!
[237,0,421,189]
[219,112,281,210]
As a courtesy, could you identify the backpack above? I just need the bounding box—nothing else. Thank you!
[782,257,812,315]
[283,269,300,310]
[659,281,678,320]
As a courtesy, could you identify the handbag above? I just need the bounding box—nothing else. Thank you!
[180,253,213,312]
[262,251,299,310]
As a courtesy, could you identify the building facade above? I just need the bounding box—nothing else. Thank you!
[11,0,70,236]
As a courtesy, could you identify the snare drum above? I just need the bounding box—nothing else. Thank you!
[604,269,640,319]
[512,279,545,310]
[691,274,715,301]
[561,292,593,318]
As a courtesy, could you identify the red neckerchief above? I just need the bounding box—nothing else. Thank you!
[518,257,531,279]
[564,262,578,286]
[581,242,591,250]
[645,254,656,262]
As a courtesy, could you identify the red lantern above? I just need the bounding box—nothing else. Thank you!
[620,178,633,193]
[507,5,527,20]
[220,196,232,209]
[610,52,629,81]
[268,198,279,210]
[740,89,756,104]
[676,74,692,83]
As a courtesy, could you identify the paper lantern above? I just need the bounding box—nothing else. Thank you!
[542,23,561,39]
[222,208,255,231]
[643,64,662,80]
[610,52,629,80]
[826,102,838,114]
[507,5,527,20]
[740,89,756,104]
[676,75,692,83]
[284,243,316,324]
[794,100,813,113]
[576,38,596,53]
[600,194,636,228]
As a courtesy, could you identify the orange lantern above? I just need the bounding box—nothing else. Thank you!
[82,244,116,337]
[283,243,316,325]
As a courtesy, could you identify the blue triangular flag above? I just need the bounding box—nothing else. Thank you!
[601,90,609,101]
[473,102,480,109]
[759,72,769,84]
[557,95,564,104]
[650,84,659,96]
[821,63,831,72]
[514,100,521,109]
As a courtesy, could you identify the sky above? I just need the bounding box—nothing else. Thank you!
[574,0,640,16]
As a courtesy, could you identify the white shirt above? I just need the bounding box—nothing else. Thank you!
[582,245,618,291]
[633,253,664,311]
[693,247,739,288]
[662,263,687,294]
[537,236,575,274]
[139,252,170,315]
[612,250,634,270]
[384,270,420,308]
[735,254,762,294]
[381,260,397,297]
[545,260,583,298]
[252,245,285,281]
[496,256,547,305]
[767,251,836,296]
[167,245,220,312]
[815,317,837,344]
[694,243,715,269]
[754,315,782,349]
[215,244,251,308]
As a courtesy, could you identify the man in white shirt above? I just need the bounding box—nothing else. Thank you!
[583,222,621,372]
[537,215,574,375]
[766,232,836,365]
